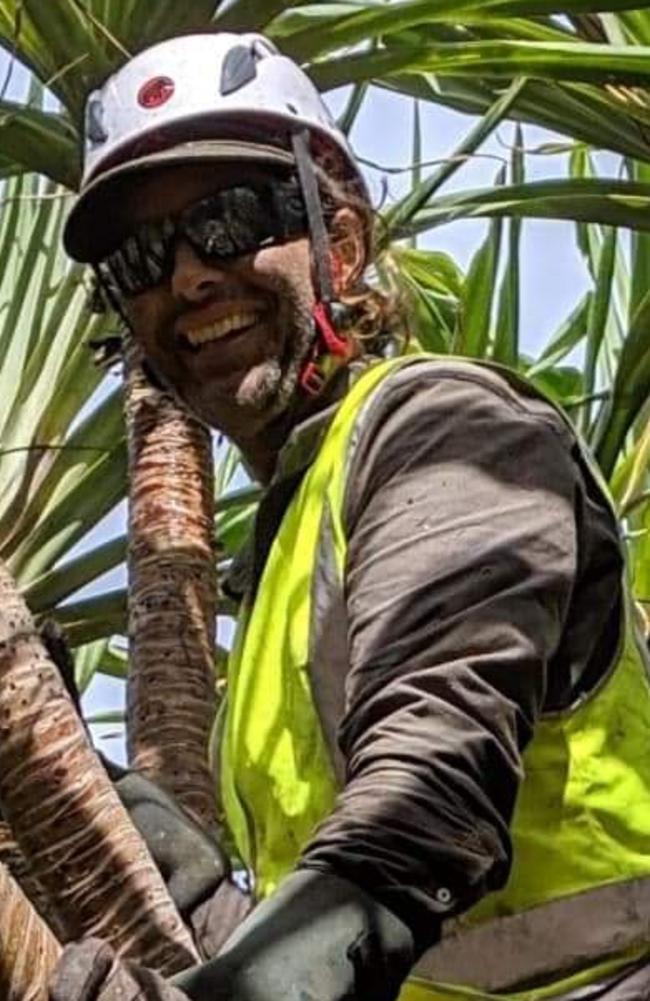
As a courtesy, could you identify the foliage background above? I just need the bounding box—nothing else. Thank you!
[0,2,647,754]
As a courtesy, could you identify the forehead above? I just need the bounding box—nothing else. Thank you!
[121,161,288,226]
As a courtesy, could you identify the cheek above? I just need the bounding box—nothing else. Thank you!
[247,240,315,304]
[124,292,176,355]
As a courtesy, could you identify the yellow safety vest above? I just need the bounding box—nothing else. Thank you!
[219,356,650,1001]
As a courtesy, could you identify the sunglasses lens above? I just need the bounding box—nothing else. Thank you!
[104,220,174,297]
[101,179,307,298]
[142,219,174,279]
[182,187,275,260]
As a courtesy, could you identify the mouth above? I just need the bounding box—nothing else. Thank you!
[180,311,265,351]
[175,298,270,353]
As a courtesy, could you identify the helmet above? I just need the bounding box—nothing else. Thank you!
[64,32,368,263]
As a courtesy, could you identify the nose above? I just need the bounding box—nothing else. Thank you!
[170,240,228,303]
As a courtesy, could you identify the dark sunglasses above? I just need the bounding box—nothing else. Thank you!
[97,176,308,299]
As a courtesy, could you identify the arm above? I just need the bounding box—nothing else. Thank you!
[299,363,582,948]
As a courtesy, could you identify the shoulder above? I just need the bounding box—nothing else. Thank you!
[354,356,574,449]
[342,356,587,533]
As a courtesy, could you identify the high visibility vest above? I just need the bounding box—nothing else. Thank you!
[219,356,650,1001]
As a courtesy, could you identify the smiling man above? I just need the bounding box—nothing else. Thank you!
[54,31,650,1001]
[97,158,367,480]
[106,165,332,438]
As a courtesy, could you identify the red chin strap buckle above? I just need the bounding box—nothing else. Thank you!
[299,302,352,397]
[300,359,326,396]
[312,302,352,358]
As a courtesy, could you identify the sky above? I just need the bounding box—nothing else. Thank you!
[0,48,599,759]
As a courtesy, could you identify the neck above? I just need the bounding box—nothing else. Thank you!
[235,363,352,484]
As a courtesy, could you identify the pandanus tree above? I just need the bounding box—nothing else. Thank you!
[0,565,198,996]
[124,339,219,834]
[0,0,648,994]
[0,862,60,1001]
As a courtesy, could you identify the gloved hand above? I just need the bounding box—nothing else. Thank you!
[106,762,226,919]
[49,870,415,1001]
[173,869,416,1001]
[106,764,252,955]
[49,938,188,1001]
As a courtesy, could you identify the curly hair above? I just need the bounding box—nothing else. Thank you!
[315,163,407,359]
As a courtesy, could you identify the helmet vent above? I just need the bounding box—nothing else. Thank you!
[252,37,279,58]
[220,45,258,96]
[86,97,108,146]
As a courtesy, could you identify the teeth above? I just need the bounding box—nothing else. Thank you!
[185,312,260,346]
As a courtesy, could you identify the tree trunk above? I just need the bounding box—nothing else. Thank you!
[0,861,61,1001]
[0,812,67,941]
[0,560,198,974]
[124,341,218,835]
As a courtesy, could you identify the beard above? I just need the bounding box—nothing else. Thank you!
[233,305,314,415]
[169,272,317,441]
[224,273,316,418]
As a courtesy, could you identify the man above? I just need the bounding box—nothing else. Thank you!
[53,30,650,1001]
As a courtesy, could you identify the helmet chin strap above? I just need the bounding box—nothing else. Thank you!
[291,129,354,396]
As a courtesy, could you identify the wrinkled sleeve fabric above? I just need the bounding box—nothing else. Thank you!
[299,363,583,949]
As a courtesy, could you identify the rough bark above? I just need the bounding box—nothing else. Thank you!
[0,861,61,1001]
[0,811,67,941]
[0,560,198,974]
[124,341,218,835]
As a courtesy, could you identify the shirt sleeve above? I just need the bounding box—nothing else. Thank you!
[298,362,585,950]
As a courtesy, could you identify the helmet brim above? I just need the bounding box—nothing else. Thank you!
[64,138,295,263]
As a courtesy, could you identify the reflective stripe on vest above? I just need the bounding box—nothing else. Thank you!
[415,876,650,993]
[220,355,650,999]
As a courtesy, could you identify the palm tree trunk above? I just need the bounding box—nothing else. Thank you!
[0,559,198,975]
[0,861,61,1001]
[124,341,218,835]
[0,812,67,941]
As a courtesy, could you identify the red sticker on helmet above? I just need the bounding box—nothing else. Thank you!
[138,76,175,109]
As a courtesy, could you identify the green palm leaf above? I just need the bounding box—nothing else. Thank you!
[383,72,650,164]
[0,101,77,187]
[594,289,650,479]
[309,40,650,92]
[213,0,300,32]
[0,0,220,122]
[455,168,505,357]
[493,124,524,367]
[382,76,528,241]
[279,0,643,62]
[391,178,650,239]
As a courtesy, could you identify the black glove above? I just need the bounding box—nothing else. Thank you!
[49,937,189,1001]
[173,869,416,1001]
[107,763,227,919]
[111,766,253,955]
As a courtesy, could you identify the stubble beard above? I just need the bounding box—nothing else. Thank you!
[231,296,315,417]
[181,293,316,443]
[143,263,318,438]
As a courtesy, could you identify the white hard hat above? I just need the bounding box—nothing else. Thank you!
[64,32,367,262]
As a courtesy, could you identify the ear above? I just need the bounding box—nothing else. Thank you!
[328,207,367,294]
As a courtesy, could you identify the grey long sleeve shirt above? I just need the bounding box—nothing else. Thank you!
[235,358,624,950]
